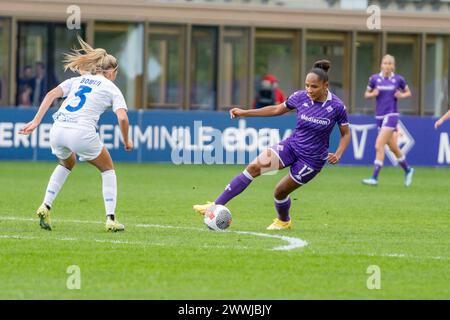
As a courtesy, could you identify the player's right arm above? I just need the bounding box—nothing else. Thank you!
[364,75,379,99]
[229,103,290,119]
[364,88,379,99]
[19,86,63,135]
[115,108,133,151]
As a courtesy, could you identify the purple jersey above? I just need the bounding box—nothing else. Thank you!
[367,72,407,118]
[284,90,349,169]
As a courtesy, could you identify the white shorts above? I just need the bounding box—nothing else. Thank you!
[50,125,103,161]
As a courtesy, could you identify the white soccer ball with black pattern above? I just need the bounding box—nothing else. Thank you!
[204,205,232,231]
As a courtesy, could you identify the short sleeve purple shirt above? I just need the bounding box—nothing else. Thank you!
[284,90,349,168]
[367,72,407,117]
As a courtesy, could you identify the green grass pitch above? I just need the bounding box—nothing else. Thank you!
[0,161,449,299]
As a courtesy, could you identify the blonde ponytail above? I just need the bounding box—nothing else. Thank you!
[63,35,118,75]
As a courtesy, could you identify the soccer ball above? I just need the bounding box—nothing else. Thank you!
[204,205,232,231]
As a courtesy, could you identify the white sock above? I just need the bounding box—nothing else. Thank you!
[44,165,71,208]
[102,170,117,217]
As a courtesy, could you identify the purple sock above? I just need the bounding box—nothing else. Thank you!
[275,197,291,222]
[372,160,383,179]
[215,171,253,205]
[398,156,410,173]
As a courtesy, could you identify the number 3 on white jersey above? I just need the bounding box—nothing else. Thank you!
[66,85,92,112]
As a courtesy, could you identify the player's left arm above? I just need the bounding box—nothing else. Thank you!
[115,108,133,151]
[328,124,350,165]
[395,86,411,99]
[395,77,412,99]
[19,86,63,135]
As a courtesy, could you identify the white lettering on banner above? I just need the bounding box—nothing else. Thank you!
[170,120,291,164]
[39,124,52,148]
[223,127,239,152]
[0,123,13,147]
[134,126,152,149]
[14,122,29,147]
[349,124,377,160]
[438,132,450,164]
[154,126,159,149]
[0,120,291,164]
[31,129,37,148]
[0,122,48,149]
[114,125,122,149]
[100,125,114,149]
[199,126,215,151]
[161,126,177,149]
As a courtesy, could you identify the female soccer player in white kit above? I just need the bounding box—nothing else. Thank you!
[19,36,133,232]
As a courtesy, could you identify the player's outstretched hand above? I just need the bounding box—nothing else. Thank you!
[19,120,39,135]
[435,119,444,129]
[124,140,134,151]
[229,107,245,119]
[327,153,340,165]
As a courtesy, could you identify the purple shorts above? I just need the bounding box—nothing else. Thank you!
[270,140,322,185]
[376,114,399,131]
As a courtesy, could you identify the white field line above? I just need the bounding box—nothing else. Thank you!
[2,216,448,260]
[0,216,307,251]
[0,234,166,247]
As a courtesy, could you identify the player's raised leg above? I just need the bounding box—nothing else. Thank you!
[387,132,414,186]
[88,147,124,232]
[37,153,76,231]
[193,148,284,215]
[362,127,393,186]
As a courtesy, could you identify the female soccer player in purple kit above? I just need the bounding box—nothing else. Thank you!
[362,54,414,187]
[194,60,351,230]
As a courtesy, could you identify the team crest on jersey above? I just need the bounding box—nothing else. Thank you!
[326,106,333,113]
[391,78,396,83]
[377,78,382,83]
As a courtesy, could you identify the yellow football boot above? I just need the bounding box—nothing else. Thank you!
[36,203,52,231]
[106,217,125,232]
[193,201,215,215]
[266,218,292,230]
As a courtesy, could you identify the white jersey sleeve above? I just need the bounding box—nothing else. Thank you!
[58,77,75,97]
[110,84,128,113]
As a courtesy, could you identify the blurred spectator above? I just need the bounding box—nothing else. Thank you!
[253,74,286,108]
[32,62,46,106]
[17,84,33,108]
[17,65,35,106]
[32,62,58,107]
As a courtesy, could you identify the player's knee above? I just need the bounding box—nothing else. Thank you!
[59,159,75,170]
[60,163,74,171]
[246,163,261,178]
[100,164,114,172]
[375,144,384,153]
[274,187,288,200]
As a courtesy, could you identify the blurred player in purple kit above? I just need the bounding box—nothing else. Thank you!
[193,60,351,230]
[362,54,414,187]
